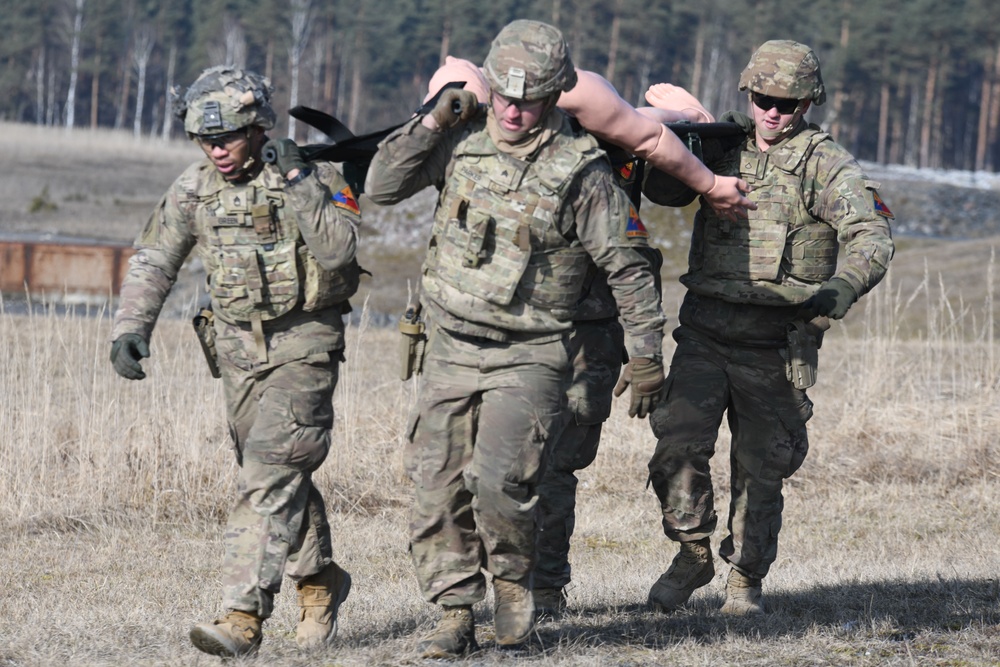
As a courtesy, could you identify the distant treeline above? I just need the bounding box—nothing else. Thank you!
[3,0,1000,171]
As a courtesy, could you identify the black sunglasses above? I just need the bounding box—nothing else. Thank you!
[751,93,800,114]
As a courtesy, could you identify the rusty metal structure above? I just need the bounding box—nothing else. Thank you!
[0,233,134,301]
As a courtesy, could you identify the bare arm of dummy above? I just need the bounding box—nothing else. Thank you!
[425,57,752,219]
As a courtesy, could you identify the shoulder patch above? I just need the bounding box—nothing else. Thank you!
[331,186,361,215]
[618,160,635,181]
[871,189,894,219]
[625,205,649,239]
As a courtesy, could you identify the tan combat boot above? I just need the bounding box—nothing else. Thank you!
[647,537,715,613]
[720,568,765,615]
[295,561,352,650]
[189,609,263,657]
[533,587,567,622]
[493,577,534,645]
[417,605,478,659]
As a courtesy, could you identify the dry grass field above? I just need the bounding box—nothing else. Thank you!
[2,122,1000,666]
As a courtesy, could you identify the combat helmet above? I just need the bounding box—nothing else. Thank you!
[483,19,577,101]
[175,66,276,135]
[738,40,826,105]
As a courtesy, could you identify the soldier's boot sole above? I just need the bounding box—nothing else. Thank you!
[189,611,262,658]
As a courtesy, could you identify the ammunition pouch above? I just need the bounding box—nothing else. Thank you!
[192,307,222,379]
[781,317,830,390]
[299,247,364,312]
[398,307,427,381]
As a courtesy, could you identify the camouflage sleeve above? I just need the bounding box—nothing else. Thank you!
[111,174,198,342]
[283,161,360,271]
[807,141,895,297]
[568,162,666,360]
[364,116,458,204]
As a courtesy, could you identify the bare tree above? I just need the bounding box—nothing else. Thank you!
[132,26,155,138]
[161,42,178,140]
[287,0,313,140]
[64,0,86,128]
[34,47,46,125]
[209,15,246,68]
[604,0,624,83]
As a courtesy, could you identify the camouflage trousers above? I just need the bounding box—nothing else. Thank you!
[219,350,340,619]
[405,325,571,607]
[647,326,812,579]
[534,318,624,590]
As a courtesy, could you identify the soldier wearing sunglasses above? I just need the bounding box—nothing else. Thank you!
[641,40,895,616]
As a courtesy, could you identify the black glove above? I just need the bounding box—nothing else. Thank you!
[430,89,480,130]
[110,333,150,380]
[796,277,858,320]
[262,138,308,177]
[613,357,665,419]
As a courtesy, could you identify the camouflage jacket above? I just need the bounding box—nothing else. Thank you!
[366,112,665,360]
[111,157,362,370]
[644,111,894,307]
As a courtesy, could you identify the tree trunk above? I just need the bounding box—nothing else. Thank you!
[604,0,624,84]
[35,46,45,125]
[133,28,154,138]
[90,33,102,129]
[690,17,705,99]
[975,48,993,171]
[64,0,85,128]
[987,43,1000,171]
[438,13,451,68]
[161,42,177,140]
[347,6,365,131]
[47,66,58,126]
[288,0,313,140]
[114,43,132,131]
[919,53,938,169]
[323,28,336,110]
[828,3,851,141]
[877,77,890,164]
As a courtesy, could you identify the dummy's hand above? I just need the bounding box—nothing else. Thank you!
[613,357,665,419]
[262,138,308,178]
[644,83,714,122]
[796,277,858,320]
[430,89,479,130]
[110,333,150,381]
[703,175,755,221]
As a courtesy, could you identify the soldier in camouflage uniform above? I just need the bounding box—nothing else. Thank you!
[642,41,895,615]
[365,20,666,658]
[109,66,362,657]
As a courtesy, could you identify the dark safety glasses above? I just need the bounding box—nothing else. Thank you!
[751,93,801,115]
[194,130,248,151]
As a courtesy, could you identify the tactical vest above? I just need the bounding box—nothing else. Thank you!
[682,125,839,306]
[188,164,357,326]
[424,121,603,322]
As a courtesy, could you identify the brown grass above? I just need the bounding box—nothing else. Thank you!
[1,122,999,666]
